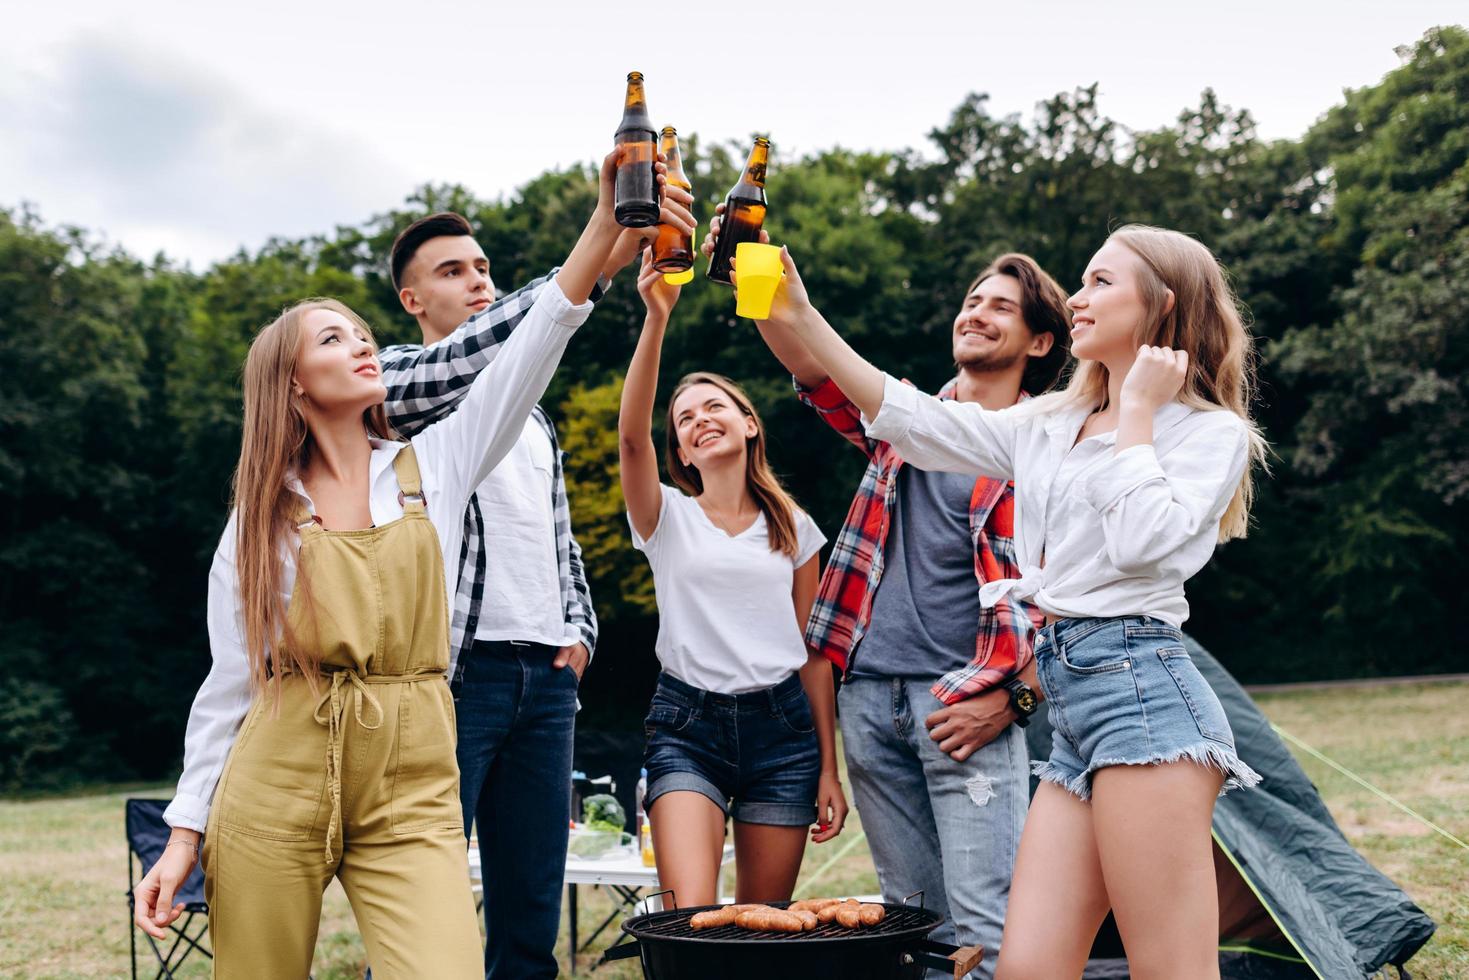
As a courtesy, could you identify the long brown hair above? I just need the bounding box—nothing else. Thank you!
[232,298,396,698]
[1038,225,1267,540]
[664,372,802,557]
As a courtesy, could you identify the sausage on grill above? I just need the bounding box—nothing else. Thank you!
[735,907,806,933]
[690,903,762,929]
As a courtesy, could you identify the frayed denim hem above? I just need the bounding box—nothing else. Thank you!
[1032,741,1263,803]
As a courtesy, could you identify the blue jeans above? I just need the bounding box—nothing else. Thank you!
[454,640,578,980]
[838,677,1027,980]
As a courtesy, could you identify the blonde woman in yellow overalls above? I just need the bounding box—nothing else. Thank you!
[132,152,642,978]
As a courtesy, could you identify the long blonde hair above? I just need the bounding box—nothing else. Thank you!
[1042,225,1267,540]
[232,298,396,698]
[664,372,802,557]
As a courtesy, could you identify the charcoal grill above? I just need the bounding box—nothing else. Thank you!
[601,894,983,979]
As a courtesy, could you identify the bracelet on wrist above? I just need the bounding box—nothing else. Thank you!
[166,839,200,858]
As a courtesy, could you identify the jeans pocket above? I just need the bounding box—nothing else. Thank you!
[1056,635,1132,675]
[1157,647,1233,744]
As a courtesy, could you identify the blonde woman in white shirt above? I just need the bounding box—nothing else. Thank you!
[130,155,628,979]
[619,252,849,909]
[741,226,1266,980]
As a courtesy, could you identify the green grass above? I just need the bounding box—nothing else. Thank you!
[2,682,1464,978]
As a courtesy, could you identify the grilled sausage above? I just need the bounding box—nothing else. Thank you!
[789,898,842,914]
[735,907,806,933]
[817,898,860,924]
[859,903,886,926]
[690,903,762,929]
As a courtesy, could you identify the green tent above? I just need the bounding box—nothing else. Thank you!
[1024,636,1436,979]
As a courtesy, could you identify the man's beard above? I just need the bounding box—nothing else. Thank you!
[954,346,1027,374]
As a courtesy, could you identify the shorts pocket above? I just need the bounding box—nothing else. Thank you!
[391,683,465,835]
[1157,647,1233,744]
[643,694,695,736]
[774,692,816,735]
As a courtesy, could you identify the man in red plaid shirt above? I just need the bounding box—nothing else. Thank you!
[754,253,1071,976]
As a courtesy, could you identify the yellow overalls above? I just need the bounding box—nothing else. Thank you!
[201,446,482,979]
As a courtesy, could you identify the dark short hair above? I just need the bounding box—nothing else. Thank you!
[389,212,475,292]
[965,253,1073,395]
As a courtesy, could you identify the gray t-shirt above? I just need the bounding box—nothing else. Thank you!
[850,465,982,679]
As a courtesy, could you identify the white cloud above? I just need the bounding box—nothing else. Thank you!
[0,32,412,265]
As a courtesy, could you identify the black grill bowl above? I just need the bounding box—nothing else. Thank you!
[602,901,984,979]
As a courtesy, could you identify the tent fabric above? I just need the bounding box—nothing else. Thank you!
[1025,636,1435,979]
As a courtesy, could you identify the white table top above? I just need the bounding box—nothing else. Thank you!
[468,838,735,890]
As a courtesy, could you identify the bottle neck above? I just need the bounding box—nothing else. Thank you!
[619,82,654,135]
[661,142,690,189]
[740,144,769,189]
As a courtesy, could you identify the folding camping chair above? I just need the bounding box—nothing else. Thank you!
[125,798,211,979]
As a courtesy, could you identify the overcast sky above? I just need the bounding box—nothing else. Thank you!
[2,1,1462,267]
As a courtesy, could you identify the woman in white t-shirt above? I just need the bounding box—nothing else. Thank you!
[618,252,849,908]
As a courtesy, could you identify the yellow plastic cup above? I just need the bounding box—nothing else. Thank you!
[733,242,783,319]
[662,267,694,285]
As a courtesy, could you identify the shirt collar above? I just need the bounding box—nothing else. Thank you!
[936,376,1033,404]
[285,438,409,510]
[1043,399,1193,446]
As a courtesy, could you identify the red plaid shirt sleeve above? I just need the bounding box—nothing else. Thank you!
[794,376,879,460]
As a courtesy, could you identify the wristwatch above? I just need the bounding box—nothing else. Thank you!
[1003,678,1039,728]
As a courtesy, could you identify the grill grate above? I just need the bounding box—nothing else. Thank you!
[628,904,939,943]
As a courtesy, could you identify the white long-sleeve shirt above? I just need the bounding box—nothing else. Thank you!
[864,374,1249,627]
[163,282,591,833]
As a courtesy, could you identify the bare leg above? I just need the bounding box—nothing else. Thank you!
[994,783,1109,980]
[1091,762,1224,980]
[648,791,727,908]
[731,822,808,904]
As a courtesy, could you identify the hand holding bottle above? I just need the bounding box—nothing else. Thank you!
[636,248,682,323]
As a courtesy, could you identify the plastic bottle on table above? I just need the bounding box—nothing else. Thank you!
[636,767,655,866]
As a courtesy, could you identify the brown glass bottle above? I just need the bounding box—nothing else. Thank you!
[614,72,660,228]
[651,127,694,273]
[706,137,769,284]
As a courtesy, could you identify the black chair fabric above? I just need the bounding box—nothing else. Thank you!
[126,799,206,906]
[127,797,211,979]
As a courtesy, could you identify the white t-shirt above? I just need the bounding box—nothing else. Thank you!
[473,418,578,647]
[629,485,826,694]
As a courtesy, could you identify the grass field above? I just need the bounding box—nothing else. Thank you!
[2,680,1464,979]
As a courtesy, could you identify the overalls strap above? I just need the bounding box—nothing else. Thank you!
[392,444,426,514]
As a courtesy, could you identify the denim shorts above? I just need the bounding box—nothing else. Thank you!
[1032,617,1261,802]
[643,672,821,827]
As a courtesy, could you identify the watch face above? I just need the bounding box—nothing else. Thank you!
[1015,688,1038,713]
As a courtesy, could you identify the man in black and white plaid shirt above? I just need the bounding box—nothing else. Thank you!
[378,189,693,979]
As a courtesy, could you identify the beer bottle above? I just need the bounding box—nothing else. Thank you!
[706,136,769,285]
[651,127,694,276]
[614,72,660,228]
